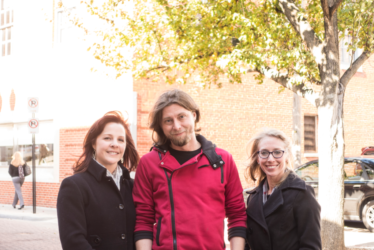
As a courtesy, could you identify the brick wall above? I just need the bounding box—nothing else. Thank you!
[134,55,374,188]
[0,127,88,208]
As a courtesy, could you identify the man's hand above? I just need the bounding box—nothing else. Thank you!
[230,236,245,250]
[135,239,152,250]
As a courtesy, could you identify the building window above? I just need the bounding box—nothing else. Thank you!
[56,6,76,43]
[0,0,13,57]
[304,115,317,152]
[340,35,363,71]
[0,122,54,168]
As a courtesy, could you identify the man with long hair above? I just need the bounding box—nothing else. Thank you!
[133,89,246,250]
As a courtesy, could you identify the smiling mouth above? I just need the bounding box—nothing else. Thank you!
[172,131,186,136]
[107,151,119,155]
[266,165,279,169]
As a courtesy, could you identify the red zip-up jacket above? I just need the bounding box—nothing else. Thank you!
[133,135,246,250]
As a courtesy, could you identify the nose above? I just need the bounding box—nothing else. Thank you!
[172,120,182,130]
[111,140,119,147]
[267,153,276,161]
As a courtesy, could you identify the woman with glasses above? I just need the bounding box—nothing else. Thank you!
[244,128,321,250]
[57,111,139,250]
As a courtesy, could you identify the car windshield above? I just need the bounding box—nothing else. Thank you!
[344,162,364,181]
[296,162,319,182]
[296,158,374,182]
[360,159,374,180]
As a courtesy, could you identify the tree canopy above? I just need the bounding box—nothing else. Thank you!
[81,0,373,98]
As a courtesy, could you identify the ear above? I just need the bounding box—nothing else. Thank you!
[192,111,197,121]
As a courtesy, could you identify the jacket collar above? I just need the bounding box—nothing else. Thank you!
[153,134,224,170]
[246,173,306,230]
[87,158,131,182]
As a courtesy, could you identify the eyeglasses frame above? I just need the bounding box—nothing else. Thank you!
[257,150,285,159]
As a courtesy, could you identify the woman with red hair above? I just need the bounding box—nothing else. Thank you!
[57,111,139,250]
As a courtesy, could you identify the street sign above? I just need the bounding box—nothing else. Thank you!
[28,118,39,134]
[28,97,39,112]
[27,98,39,213]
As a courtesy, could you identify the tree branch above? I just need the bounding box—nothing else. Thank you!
[320,0,330,17]
[340,51,373,88]
[248,67,319,106]
[277,0,325,65]
[329,0,344,18]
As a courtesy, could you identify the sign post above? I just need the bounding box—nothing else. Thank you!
[28,97,39,214]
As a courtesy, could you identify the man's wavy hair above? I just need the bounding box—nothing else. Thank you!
[149,89,201,146]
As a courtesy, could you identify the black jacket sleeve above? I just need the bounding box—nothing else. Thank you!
[57,177,94,250]
[293,186,322,250]
[8,165,17,177]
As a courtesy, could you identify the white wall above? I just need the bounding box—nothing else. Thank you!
[0,0,135,182]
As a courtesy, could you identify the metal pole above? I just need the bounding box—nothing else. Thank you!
[32,112,36,214]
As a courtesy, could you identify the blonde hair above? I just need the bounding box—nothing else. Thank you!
[11,151,25,166]
[245,128,294,186]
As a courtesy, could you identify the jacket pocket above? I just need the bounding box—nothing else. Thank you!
[156,217,162,246]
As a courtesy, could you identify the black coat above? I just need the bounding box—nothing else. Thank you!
[8,163,27,177]
[245,173,321,250]
[57,159,136,250]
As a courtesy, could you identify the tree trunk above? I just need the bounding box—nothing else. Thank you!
[292,93,302,167]
[318,6,345,249]
[317,86,345,249]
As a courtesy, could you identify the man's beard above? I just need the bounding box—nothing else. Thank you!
[168,127,193,147]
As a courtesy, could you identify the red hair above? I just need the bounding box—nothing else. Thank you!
[73,111,139,174]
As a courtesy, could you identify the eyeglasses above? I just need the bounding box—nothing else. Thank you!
[257,150,285,159]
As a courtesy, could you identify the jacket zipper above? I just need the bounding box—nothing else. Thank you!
[159,149,197,250]
[164,170,177,250]
[220,165,224,184]
[156,217,162,246]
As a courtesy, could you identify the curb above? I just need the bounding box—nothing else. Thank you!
[0,213,57,221]
[0,204,57,222]
[346,248,374,250]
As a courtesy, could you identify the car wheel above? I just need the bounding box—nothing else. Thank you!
[362,200,374,233]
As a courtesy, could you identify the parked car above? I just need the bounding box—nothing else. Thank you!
[362,146,374,155]
[295,157,374,232]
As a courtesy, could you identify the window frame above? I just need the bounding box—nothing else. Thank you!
[304,115,318,153]
[55,5,76,44]
[0,0,13,57]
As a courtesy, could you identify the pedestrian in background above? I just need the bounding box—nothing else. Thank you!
[57,111,139,250]
[244,128,321,250]
[8,151,27,210]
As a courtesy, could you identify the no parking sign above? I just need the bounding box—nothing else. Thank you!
[28,118,39,134]
[28,97,39,112]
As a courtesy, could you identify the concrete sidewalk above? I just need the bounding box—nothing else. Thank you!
[0,204,57,221]
[0,204,373,249]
